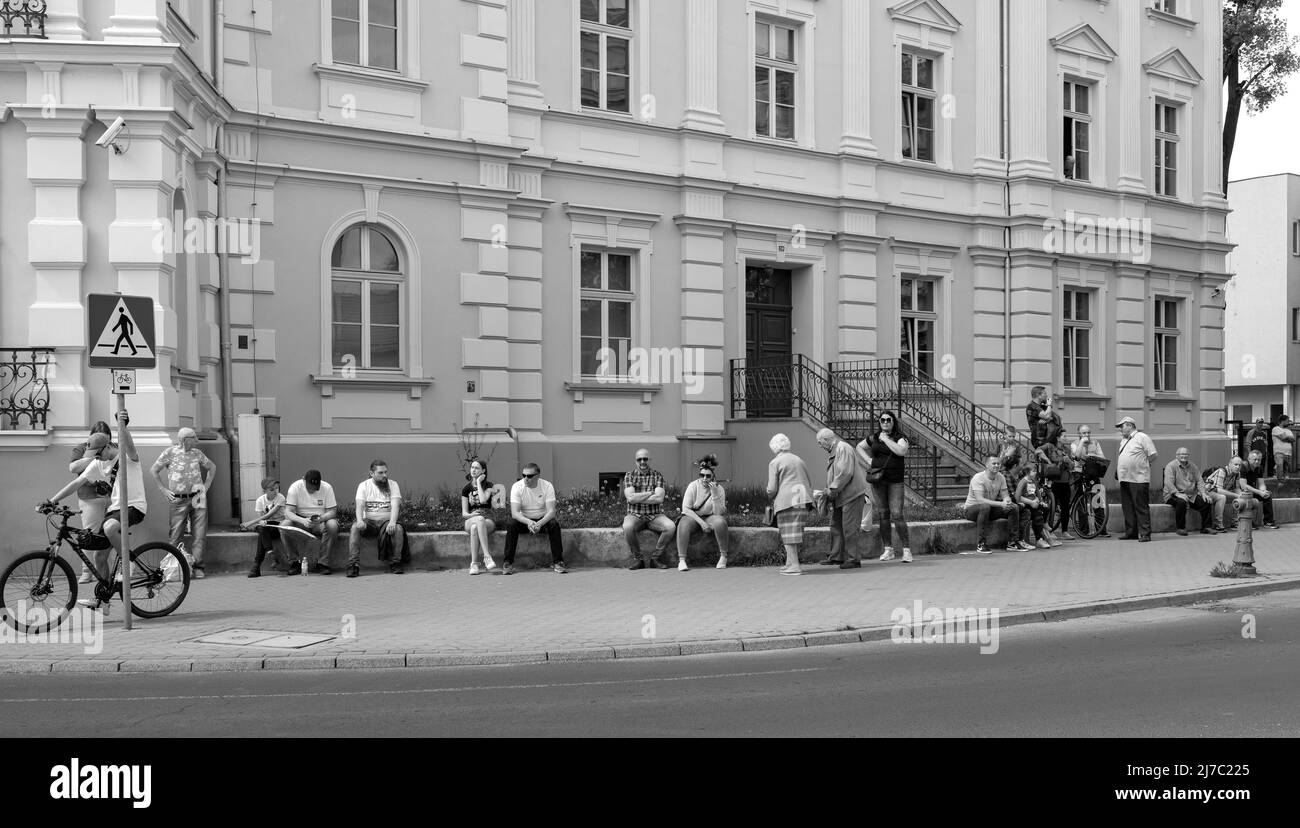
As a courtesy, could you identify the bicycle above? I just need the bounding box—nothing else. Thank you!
[1065,456,1112,540]
[0,505,191,634]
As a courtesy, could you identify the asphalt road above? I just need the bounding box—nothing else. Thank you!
[2,591,1298,738]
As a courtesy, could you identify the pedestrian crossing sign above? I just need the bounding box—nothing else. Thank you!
[88,294,156,369]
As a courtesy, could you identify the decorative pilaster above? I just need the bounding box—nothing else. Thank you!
[15,99,89,430]
[1007,0,1051,178]
[969,247,1009,413]
[102,0,167,42]
[461,0,510,143]
[677,208,730,435]
[507,0,545,109]
[44,0,87,40]
[1201,4,1226,205]
[506,183,549,434]
[838,0,876,155]
[836,211,881,361]
[106,110,187,428]
[1116,0,1146,193]
[460,183,515,431]
[1113,265,1149,422]
[1007,248,1055,399]
[1197,277,1228,432]
[681,0,726,133]
[972,0,1002,174]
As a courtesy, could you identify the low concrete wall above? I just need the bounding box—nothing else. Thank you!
[195,499,1298,573]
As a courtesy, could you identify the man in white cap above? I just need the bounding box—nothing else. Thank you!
[1115,416,1157,542]
[151,426,216,578]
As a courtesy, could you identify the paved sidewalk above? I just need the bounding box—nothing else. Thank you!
[2,527,1296,672]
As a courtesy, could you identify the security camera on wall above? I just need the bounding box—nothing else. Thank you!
[95,116,127,154]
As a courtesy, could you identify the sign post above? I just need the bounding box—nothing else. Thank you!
[88,294,157,631]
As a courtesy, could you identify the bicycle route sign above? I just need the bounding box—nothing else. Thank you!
[87,294,156,369]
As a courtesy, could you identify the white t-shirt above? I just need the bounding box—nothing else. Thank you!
[355,479,401,522]
[1272,426,1294,457]
[78,455,147,515]
[1116,432,1158,484]
[510,479,556,521]
[254,492,286,521]
[286,480,337,517]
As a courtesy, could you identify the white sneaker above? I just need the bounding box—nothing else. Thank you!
[879,547,896,562]
[1036,539,1051,549]
[678,559,689,571]
[483,554,497,571]
[469,561,481,575]
[716,555,727,569]
[78,566,93,584]
[901,548,913,563]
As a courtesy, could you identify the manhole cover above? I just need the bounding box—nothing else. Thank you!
[191,629,336,649]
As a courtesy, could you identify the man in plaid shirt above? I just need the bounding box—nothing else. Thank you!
[622,448,676,569]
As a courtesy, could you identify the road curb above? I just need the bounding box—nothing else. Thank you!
[7,577,1300,675]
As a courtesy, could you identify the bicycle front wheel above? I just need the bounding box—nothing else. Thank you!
[1070,488,1107,539]
[1,552,76,634]
[128,542,190,619]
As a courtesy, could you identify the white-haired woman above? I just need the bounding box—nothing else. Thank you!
[766,433,814,574]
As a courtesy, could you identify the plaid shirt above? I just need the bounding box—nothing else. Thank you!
[623,467,666,516]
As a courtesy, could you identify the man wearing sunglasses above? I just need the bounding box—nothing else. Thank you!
[504,463,567,574]
[623,449,675,569]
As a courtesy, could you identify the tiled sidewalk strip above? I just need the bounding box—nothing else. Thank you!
[7,576,1300,675]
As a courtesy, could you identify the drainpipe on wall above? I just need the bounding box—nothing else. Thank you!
[1000,0,1013,425]
[215,131,241,518]
[213,0,225,94]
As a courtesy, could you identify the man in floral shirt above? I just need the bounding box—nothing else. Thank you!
[151,427,216,579]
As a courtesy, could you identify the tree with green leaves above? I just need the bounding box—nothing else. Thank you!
[1223,0,1299,194]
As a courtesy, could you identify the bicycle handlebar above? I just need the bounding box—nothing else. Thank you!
[36,503,76,519]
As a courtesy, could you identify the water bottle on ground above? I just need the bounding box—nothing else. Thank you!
[301,557,309,576]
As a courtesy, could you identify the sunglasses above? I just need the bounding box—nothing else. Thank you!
[522,473,538,479]
[636,457,650,462]
[879,417,894,422]
[699,473,714,479]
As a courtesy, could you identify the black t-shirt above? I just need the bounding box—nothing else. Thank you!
[863,434,906,484]
[462,481,495,514]
[1241,466,1265,490]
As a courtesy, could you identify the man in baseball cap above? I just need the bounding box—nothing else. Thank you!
[283,470,339,574]
[1115,416,1157,541]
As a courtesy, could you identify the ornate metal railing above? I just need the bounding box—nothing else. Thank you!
[730,356,940,502]
[0,348,53,430]
[831,358,1032,467]
[1,0,47,38]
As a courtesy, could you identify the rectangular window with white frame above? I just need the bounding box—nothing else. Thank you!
[1292,307,1299,343]
[1154,101,1179,198]
[1063,80,1092,182]
[754,20,798,140]
[1063,288,1093,389]
[900,275,938,377]
[579,250,635,377]
[1153,297,1180,393]
[580,0,632,113]
[901,52,937,163]
[331,0,399,72]
[1291,220,1299,256]
[1154,0,1178,14]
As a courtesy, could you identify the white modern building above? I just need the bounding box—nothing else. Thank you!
[1224,173,1300,427]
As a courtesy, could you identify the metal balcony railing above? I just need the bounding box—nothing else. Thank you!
[1,348,53,430]
[1,0,47,38]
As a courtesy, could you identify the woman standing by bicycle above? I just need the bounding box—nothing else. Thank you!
[1035,409,1074,540]
[1070,425,1110,537]
[856,410,912,563]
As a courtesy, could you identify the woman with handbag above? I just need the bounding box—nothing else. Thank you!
[856,409,913,563]
[1035,412,1074,540]
[676,455,729,570]
[766,433,814,574]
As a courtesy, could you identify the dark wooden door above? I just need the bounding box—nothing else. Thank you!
[745,268,793,418]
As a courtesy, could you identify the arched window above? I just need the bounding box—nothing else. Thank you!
[330,223,403,370]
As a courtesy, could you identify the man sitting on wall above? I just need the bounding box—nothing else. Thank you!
[283,469,339,574]
[1240,451,1280,529]
[961,455,1027,555]
[347,460,406,578]
[1162,447,1214,536]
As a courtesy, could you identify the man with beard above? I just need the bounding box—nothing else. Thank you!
[347,460,405,577]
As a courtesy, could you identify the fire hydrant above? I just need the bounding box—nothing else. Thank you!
[1233,493,1258,575]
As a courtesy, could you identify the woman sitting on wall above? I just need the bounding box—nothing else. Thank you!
[461,459,504,575]
[676,454,730,571]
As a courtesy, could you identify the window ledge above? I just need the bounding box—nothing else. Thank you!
[0,430,53,451]
[1145,8,1197,30]
[578,107,637,123]
[1058,390,1112,403]
[311,374,433,399]
[1148,193,1190,207]
[1147,393,1196,405]
[312,63,429,92]
[565,380,662,404]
